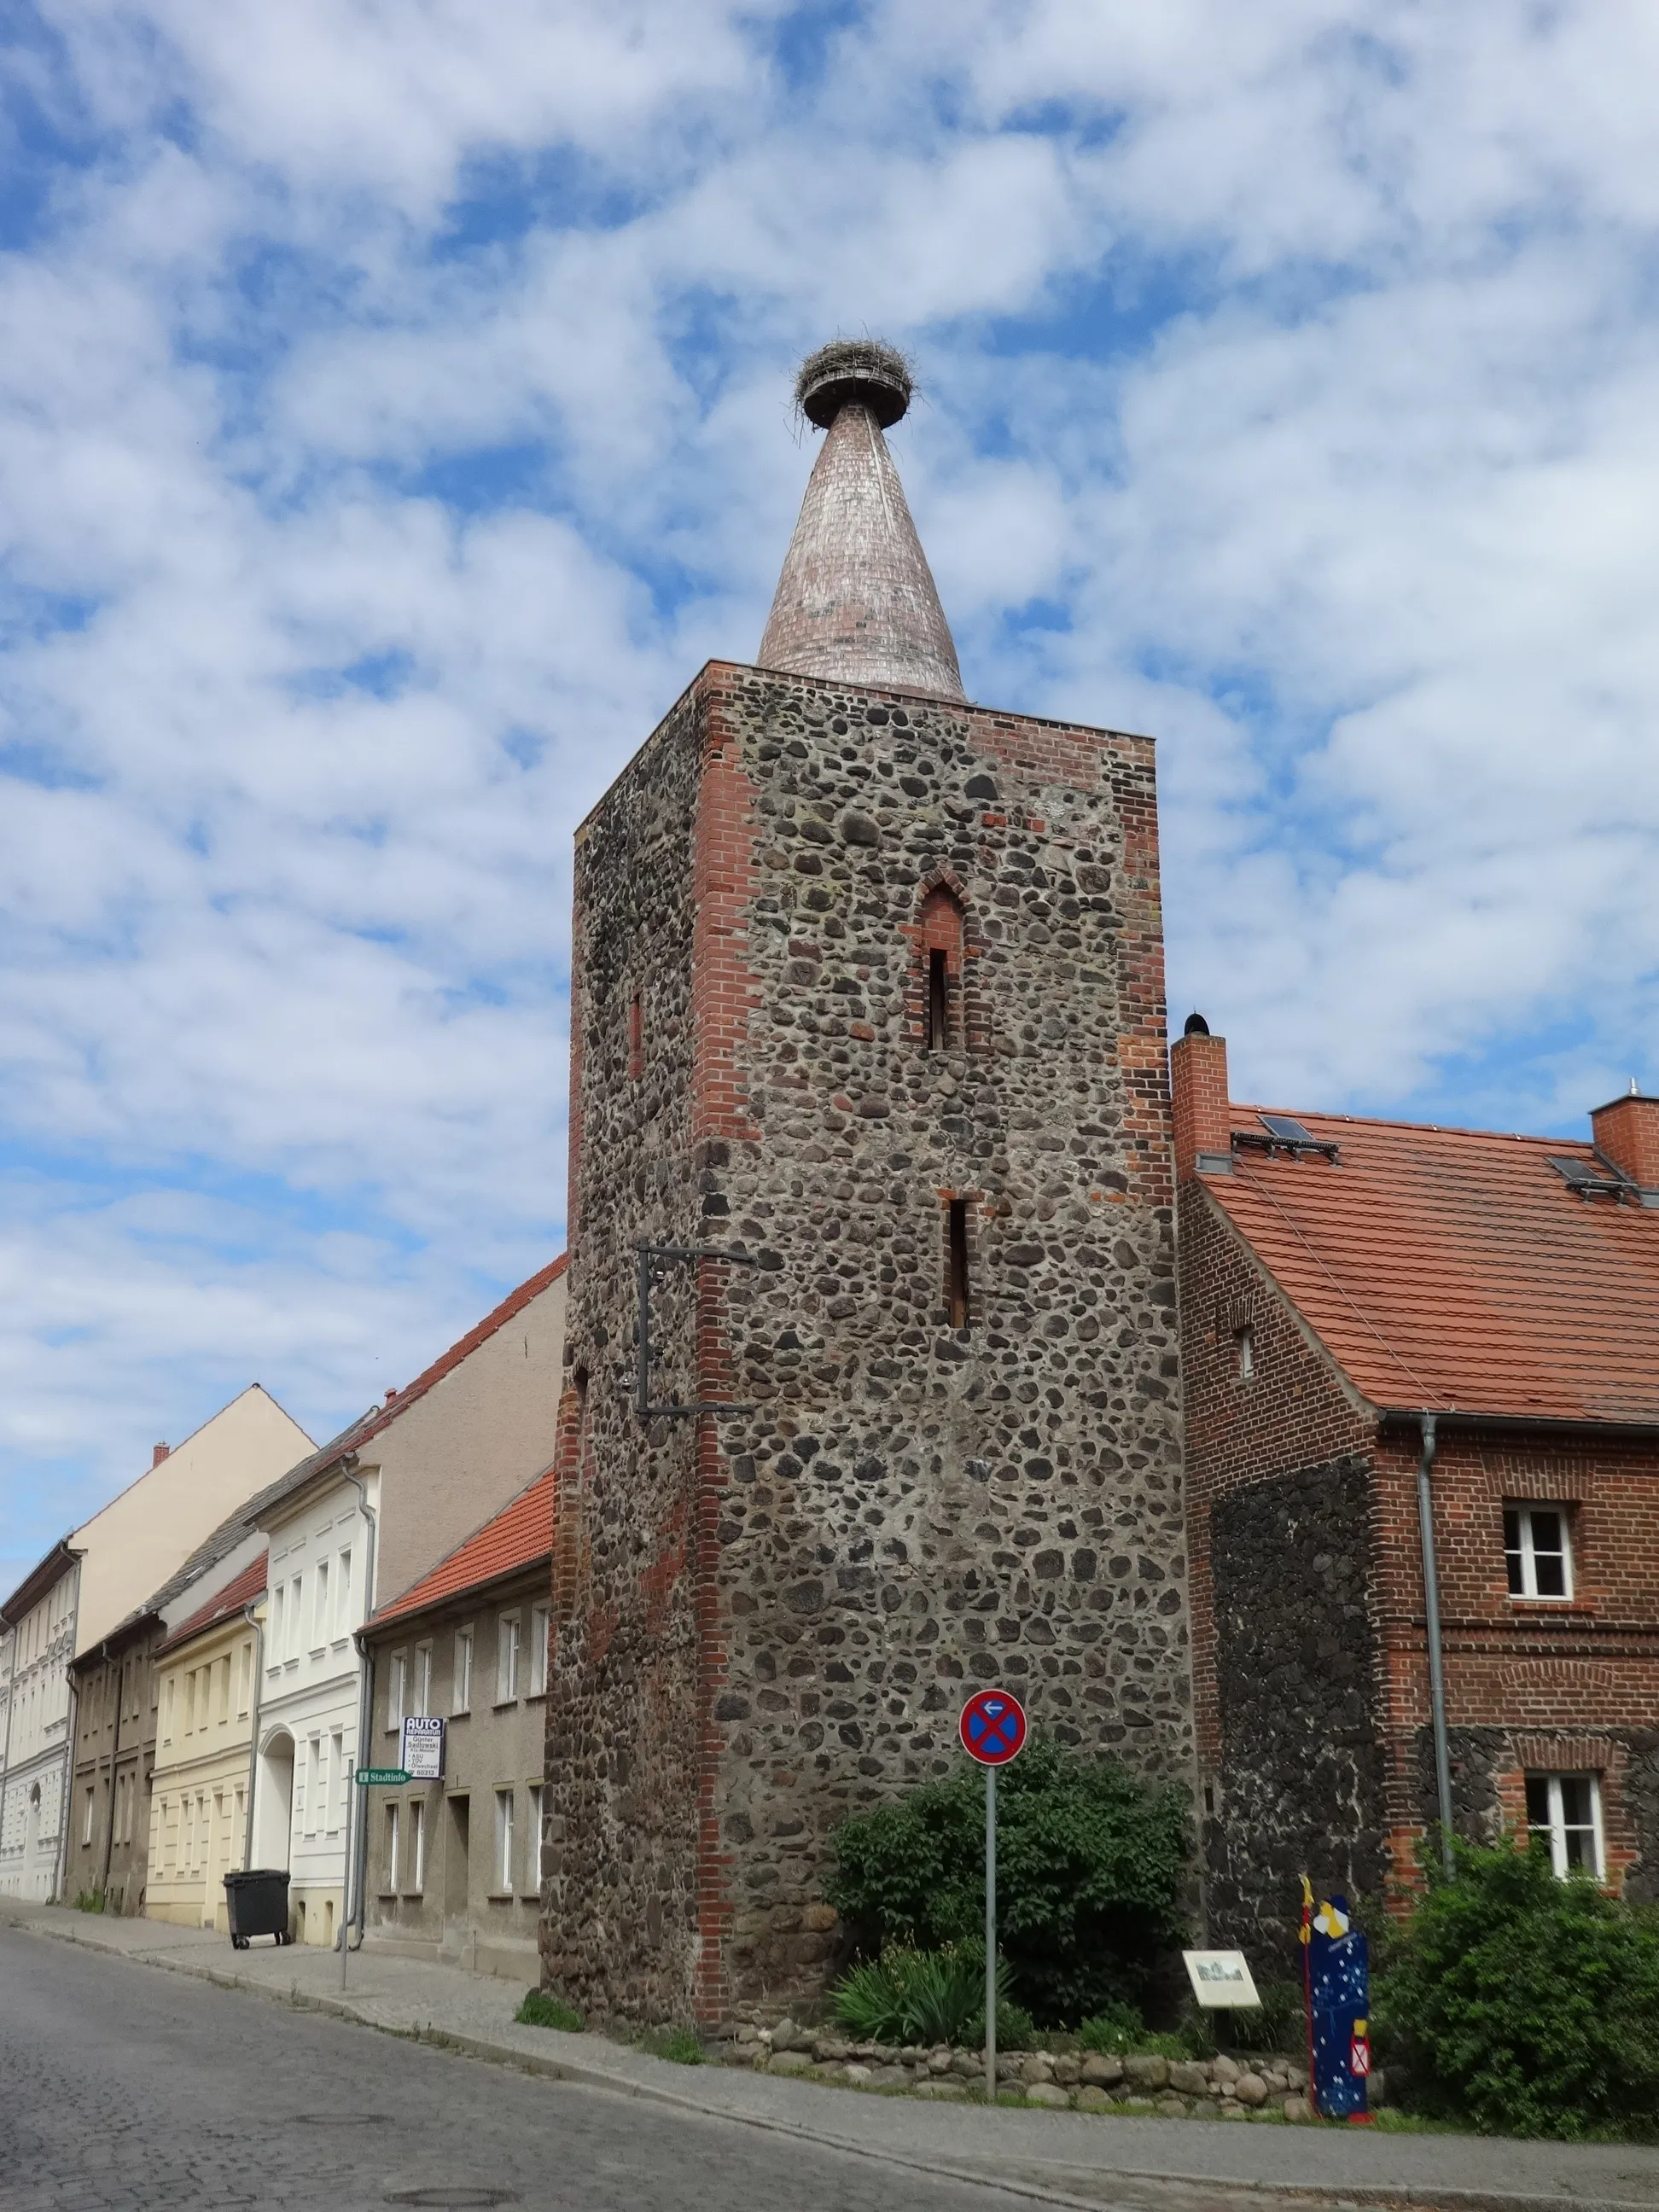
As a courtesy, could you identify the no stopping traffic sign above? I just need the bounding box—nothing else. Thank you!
[959,1688,1027,1766]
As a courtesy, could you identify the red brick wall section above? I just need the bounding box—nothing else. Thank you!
[1170,1031,1231,1180]
[1372,1425,1659,1901]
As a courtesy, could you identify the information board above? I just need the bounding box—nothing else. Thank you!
[1182,1949,1261,2008]
[400,1714,445,1781]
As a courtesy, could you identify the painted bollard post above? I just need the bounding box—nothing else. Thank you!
[958,1689,1027,2105]
[1300,1881,1371,2122]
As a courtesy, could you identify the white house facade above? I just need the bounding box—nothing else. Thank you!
[251,1445,381,1950]
[0,1545,79,1900]
[247,1254,566,1948]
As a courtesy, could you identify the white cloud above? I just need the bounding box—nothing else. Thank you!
[3,0,1658,1571]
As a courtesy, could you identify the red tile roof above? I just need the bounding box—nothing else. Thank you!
[1203,1109,1659,1424]
[156,1553,270,1657]
[371,1468,555,1629]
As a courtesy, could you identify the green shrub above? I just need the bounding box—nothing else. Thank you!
[1377,1836,1659,2139]
[1076,2000,1147,2055]
[640,2024,704,2065]
[826,1737,1190,2025]
[72,1888,107,1914]
[832,1943,1009,2046]
[515,1988,584,2032]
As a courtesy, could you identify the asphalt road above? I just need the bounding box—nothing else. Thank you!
[0,1926,1297,2212]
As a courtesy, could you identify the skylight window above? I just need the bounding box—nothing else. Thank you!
[1259,1113,1314,1144]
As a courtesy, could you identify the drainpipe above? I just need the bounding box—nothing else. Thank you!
[339,1461,376,1947]
[1414,1413,1456,1878]
[242,1601,265,1872]
[99,1643,124,1898]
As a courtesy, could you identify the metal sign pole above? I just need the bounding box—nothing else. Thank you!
[985,1762,996,2104]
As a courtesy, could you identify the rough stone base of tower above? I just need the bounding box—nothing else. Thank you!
[542,661,1193,2029]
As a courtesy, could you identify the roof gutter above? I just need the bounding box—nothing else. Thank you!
[1380,1407,1659,1443]
[338,1458,375,1956]
[1413,1414,1455,1880]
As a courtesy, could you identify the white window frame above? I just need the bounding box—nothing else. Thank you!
[288,1578,303,1660]
[313,1559,329,1647]
[1236,1325,1254,1381]
[414,1641,432,1716]
[335,1548,352,1637]
[386,1801,401,1894]
[529,1604,550,1697]
[453,1627,474,1715]
[1526,1771,1604,1878]
[495,1787,515,1893]
[409,1799,425,1894]
[387,1650,407,1733]
[306,1737,322,1836]
[82,1787,95,1847]
[528,1781,544,1890]
[1505,1504,1574,1601]
[329,1729,345,1833]
[498,1613,521,1704]
[270,1585,284,1668]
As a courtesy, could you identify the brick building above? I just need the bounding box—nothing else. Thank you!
[543,341,1194,2029]
[1172,1019,1659,1960]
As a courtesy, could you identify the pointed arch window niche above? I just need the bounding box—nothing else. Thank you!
[914,880,970,1052]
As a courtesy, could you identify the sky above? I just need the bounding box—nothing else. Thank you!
[3,0,1658,1589]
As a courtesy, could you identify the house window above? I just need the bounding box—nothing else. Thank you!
[313,1560,329,1646]
[529,1605,550,1697]
[237,1644,251,1717]
[217,1655,230,1723]
[628,991,644,1080]
[927,947,950,1050]
[162,1676,175,1743]
[453,1627,474,1714]
[529,1782,545,1889]
[335,1549,352,1636]
[1505,1506,1572,1599]
[306,1738,322,1835]
[1236,1326,1254,1381]
[183,1671,197,1736]
[415,1642,432,1716]
[82,1787,95,1847]
[288,1579,303,1658]
[387,1651,407,1732]
[1526,1773,1603,1877]
[409,1800,425,1893]
[385,1802,401,1894]
[498,1614,521,1703]
[270,1586,284,1666]
[331,1731,346,1832]
[495,1788,515,1892]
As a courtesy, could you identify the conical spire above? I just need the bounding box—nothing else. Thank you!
[758,340,965,702]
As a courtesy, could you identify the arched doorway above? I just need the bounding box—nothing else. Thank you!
[253,1730,294,1871]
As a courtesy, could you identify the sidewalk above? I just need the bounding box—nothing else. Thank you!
[6,1897,1658,2212]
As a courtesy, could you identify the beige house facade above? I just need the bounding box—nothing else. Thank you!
[362,1470,553,1982]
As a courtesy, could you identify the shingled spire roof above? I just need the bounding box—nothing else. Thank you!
[758,339,965,702]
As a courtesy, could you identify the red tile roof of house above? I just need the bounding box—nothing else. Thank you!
[371,1467,555,1630]
[156,1553,270,1657]
[1203,1109,1659,1424]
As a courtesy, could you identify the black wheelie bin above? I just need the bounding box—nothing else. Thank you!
[224,1867,292,1948]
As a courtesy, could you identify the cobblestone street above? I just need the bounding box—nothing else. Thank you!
[0,1926,1280,2212]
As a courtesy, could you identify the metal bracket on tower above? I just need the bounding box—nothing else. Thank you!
[635,1242,764,1421]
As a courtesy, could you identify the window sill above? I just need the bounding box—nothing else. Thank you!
[524,1691,546,1706]
[492,1698,519,1713]
[486,1889,515,1903]
[451,1708,471,1722]
[400,1888,424,1900]
[1506,1598,1593,1613]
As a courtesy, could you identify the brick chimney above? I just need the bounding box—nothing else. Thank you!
[1591,1090,1659,1190]
[152,1442,170,1467]
[1170,1015,1233,1179]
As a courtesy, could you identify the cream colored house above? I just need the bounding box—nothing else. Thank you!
[144,1555,270,1930]
[0,1387,311,1902]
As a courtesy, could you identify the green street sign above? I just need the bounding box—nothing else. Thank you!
[355,1767,410,1786]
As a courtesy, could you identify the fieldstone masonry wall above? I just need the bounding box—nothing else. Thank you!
[1208,1458,1387,1965]
[544,659,1193,2029]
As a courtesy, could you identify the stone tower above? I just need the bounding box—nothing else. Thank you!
[544,340,1192,2029]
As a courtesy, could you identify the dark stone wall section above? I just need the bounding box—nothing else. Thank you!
[1207,1456,1384,1965]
